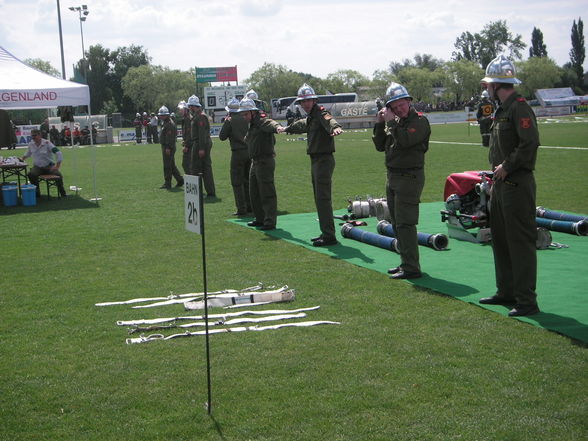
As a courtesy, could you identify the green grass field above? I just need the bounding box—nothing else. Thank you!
[1,117,587,441]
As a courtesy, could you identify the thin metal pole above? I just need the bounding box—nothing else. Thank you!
[199,174,212,414]
[56,0,66,79]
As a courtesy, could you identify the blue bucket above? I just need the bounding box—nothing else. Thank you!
[21,184,37,206]
[2,185,18,207]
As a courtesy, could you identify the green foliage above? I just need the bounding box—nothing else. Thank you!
[1,119,587,440]
[23,58,61,78]
[516,57,564,98]
[529,27,548,58]
[121,65,194,114]
[442,59,485,103]
[323,69,369,94]
[570,17,585,89]
[452,20,526,68]
[244,62,317,104]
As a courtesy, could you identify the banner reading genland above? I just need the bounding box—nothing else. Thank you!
[195,66,238,83]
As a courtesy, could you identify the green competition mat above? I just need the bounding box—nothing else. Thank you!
[227,202,588,343]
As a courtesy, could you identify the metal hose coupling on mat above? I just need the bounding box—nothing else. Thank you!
[376,220,449,251]
[340,223,399,253]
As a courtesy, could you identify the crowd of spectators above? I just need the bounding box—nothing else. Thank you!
[412,99,476,113]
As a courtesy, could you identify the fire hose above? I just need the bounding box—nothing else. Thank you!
[340,223,399,252]
[376,220,449,251]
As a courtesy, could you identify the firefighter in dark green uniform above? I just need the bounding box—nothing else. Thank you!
[158,105,183,189]
[373,82,430,279]
[476,90,495,147]
[240,97,284,230]
[478,55,540,317]
[187,95,216,197]
[177,100,192,175]
[219,97,252,216]
[286,83,343,246]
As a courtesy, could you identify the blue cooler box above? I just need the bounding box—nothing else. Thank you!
[2,185,18,207]
[21,184,37,206]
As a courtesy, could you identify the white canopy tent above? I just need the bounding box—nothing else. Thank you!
[0,46,90,109]
[0,45,99,202]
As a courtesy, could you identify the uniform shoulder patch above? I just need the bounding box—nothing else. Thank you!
[417,112,424,117]
[520,117,531,129]
[516,97,526,102]
[407,127,417,133]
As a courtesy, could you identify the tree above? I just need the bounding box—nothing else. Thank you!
[396,67,437,102]
[121,65,194,113]
[452,20,526,68]
[570,17,585,89]
[323,69,368,94]
[85,45,113,115]
[245,63,312,104]
[516,57,563,98]
[109,45,151,117]
[23,58,61,78]
[442,59,485,104]
[529,27,548,57]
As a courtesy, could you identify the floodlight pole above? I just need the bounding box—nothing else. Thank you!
[56,0,66,79]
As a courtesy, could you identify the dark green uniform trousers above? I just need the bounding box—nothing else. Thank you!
[231,149,252,213]
[490,173,538,306]
[162,146,182,186]
[386,168,425,273]
[249,157,277,227]
[191,147,216,196]
[311,154,336,241]
[182,147,191,175]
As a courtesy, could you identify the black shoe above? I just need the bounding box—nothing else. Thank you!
[313,238,338,247]
[205,194,216,199]
[159,184,171,190]
[233,211,247,216]
[311,236,322,242]
[508,304,540,317]
[390,270,422,279]
[259,225,276,231]
[175,180,184,187]
[247,221,263,227]
[479,295,516,306]
[387,266,401,275]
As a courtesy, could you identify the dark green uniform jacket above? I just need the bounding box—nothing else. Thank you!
[160,119,176,149]
[191,113,212,153]
[219,113,248,151]
[372,108,430,169]
[181,114,192,150]
[489,92,539,173]
[286,104,341,154]
[245,113,281,159]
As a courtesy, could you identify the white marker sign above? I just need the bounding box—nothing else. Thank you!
[184,174,202,234]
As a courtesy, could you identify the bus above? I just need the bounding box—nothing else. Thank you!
[271,92,358,120]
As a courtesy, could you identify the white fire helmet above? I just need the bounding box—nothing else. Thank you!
[385,82,412,106]
[187,95,202,107]
[157,106,170,116]
[481,54,521,84]
[295,83,318,102]
[245,89,258,100]
[238,97,259,112]
[177,100,186,110]
[136,113,141,117]
[225,97,241,113]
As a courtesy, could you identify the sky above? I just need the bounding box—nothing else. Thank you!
[1,0,586,84]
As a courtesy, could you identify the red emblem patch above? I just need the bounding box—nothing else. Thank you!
[520,117,531,129]
[408,127,417,133]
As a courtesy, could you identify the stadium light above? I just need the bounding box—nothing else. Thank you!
[69,4,90,77]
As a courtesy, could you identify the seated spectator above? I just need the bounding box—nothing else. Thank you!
[20,129,67,197]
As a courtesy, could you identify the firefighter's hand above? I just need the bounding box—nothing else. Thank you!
[183,147,188,153]
[376,108,386,123]
[199,149,205,158]
[331,127,343,137]
[165,148,171,156]
[493,164,507,180]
